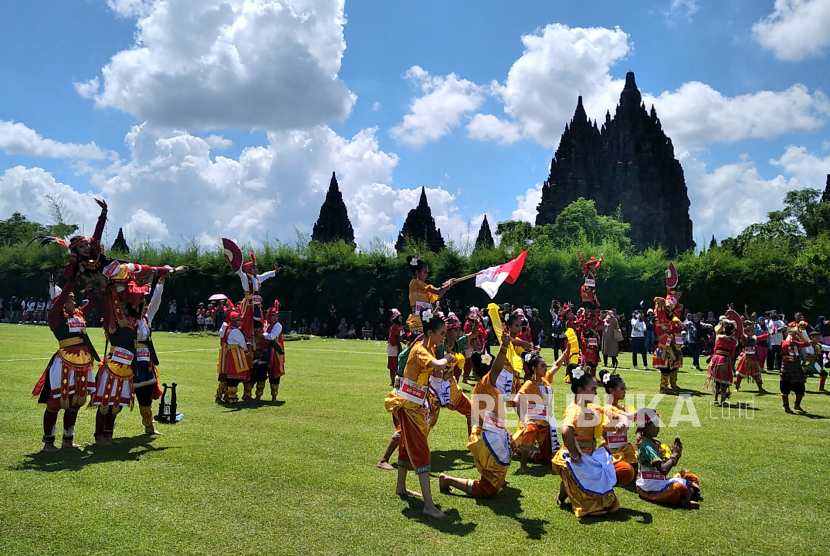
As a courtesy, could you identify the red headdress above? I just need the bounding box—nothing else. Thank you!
[242,252,257,274]
[445,312,462,330]
[266,300,280,320]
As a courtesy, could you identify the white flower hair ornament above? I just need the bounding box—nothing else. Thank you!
[409,257,419,267]
[571,367,585,380]
[480,353,493,366]
[602,373,611,384]
[421,309,433,323]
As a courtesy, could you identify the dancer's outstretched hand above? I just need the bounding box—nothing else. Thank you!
[95,198,107,210]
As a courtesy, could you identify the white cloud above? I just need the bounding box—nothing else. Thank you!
[390,66,486,148]
[644,83,830,154]
[664,0,699,21]
[41,123,463,249]
[771,145,830,187]
[0,166,102,232]
[83,0,355,130]
[497,24,631,147]
[683,154,797,239]
[204,134,233,149]
[372,102,381,112]
[511,183,543,223]
[128,208,169,242]
[466,114,523,145]
[74,77,99,99]
[0,120,109,160]
[754,0,830,61]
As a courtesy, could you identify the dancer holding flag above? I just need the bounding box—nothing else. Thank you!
[404,255,455,333]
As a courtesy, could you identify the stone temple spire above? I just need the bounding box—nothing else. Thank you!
[395,187,445,253]
[311,172,355,247]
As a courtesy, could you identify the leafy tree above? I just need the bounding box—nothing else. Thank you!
[0,212,47,247]
[545,198,631,249]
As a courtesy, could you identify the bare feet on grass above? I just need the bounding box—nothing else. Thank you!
[422,505,447,519]
[41,443,59,452]
[438,474,451,493]
[377,459,395,471]
[396,488,422,497]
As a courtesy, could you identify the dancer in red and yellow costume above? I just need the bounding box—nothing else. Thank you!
[597,370,637,486]
[576,309,601,376]
[260,301,286,401]
[578,251,602,308]
[90,261,182,445]
[219,310,252,403]
[653,264,685,393]
[703,319,738,405]
[427,312,472,436]
[553,365,620,517]
[384,308,455,519]
[513,351,565,472]
[32,276,98,451]
[438,331,517,498]
[780,323,810,413]
[636,410,701,508]
[459,308,485,384]
[735,321,768,394]
[387,309,406,387]
[405,255,455,333]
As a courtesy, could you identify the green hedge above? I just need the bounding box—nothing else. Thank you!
[3,233,829,324]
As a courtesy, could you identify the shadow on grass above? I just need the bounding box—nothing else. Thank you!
[472,485,548,540]
[221,400,286,412]
[400,499,477,536]
[13,435,170,472]
[430,450,474,473]
[577,506,653,524]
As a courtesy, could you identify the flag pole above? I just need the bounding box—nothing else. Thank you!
[454,271,483,283]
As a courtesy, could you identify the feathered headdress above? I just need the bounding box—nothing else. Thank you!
[242,252,257,274]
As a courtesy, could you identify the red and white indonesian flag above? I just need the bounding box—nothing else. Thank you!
[475,250,528,299]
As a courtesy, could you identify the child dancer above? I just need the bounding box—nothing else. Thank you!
[405,255,455,334]
[438,331,516,498]
[598,370,637,486]
[552,365,620,517]
[384,309,455,518]
[387,309,406,387]
[781,324,810,413]
[704,320,738,405]
[635,410,701,508]
[513,351,562,472]
[735,322,768,393]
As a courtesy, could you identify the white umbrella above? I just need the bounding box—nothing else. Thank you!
[208,293,228,301]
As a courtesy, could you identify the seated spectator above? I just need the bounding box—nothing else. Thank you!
[338,318,348,339]
[310,318,321,335]
[376,320,387,341]
[362,321,374,340]
[346,324,357,340]
[300,319,309,334]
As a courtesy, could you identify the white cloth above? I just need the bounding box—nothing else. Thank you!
[138,282,164,341]
[564,446,616,496]
[767,319,785,346]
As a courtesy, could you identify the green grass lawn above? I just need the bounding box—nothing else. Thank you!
[2,323,830,555]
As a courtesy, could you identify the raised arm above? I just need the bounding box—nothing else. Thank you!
[47,277,77,330]
[92,199,108,243]
[145,281,164,322]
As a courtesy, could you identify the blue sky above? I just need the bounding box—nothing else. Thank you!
[1,0,829,249]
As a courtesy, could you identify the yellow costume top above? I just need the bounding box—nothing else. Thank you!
[599,401,637,465]
[561,401,604,454]
[406,279,439,331]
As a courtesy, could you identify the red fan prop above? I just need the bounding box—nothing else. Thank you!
[665,262,678,290]
[726,309,743,338]
[222,238,243,272]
